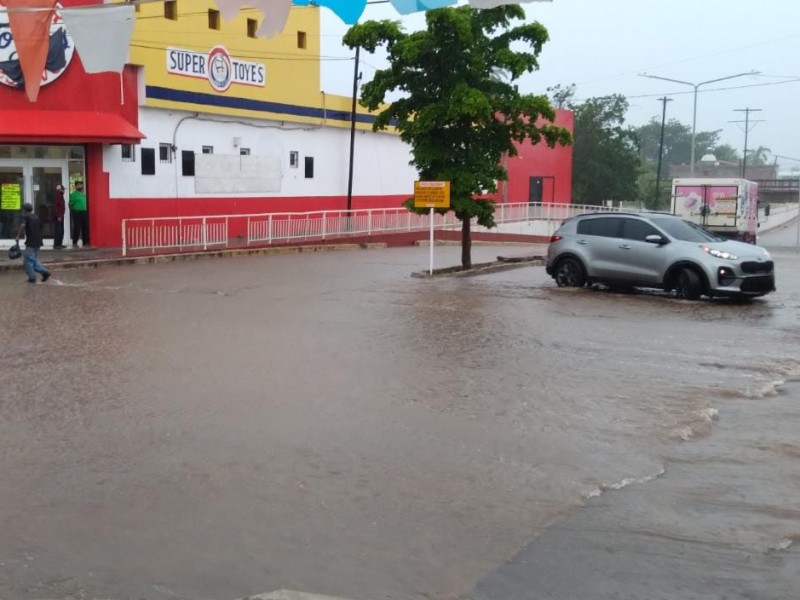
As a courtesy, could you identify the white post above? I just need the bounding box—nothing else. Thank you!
[202,217,207,250]
[795,177,800,251]
[429,207,434,275]
[122,220,127,257]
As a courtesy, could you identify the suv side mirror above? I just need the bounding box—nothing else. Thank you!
[645,234,668,245]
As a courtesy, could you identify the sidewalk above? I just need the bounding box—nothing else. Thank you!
[0,243,376,273]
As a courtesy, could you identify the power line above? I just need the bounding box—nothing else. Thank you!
[573,77,800,103]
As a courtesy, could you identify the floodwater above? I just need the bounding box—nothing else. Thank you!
[0,231,798,600]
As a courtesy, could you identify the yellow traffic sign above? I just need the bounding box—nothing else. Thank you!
[414,180,451,209]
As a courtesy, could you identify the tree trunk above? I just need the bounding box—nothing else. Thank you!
[461,216,472,270]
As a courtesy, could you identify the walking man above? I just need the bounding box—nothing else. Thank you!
[69,180,89,248]
[15,203,51,283]
[53,183,66,249]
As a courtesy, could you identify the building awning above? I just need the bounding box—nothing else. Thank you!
[0,110,145,144]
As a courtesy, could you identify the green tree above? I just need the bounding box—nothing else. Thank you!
[571,95,640,204]
[343,6,571,269]
[636,118,721,166]
[711,143,740,163]
[745,145,771,166]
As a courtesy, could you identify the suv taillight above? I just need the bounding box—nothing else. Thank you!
[549,235,562,243]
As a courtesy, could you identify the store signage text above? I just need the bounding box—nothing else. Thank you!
[0,3,75,89]
[167,46,265,93]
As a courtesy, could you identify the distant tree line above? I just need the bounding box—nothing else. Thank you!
[549,84,771,210]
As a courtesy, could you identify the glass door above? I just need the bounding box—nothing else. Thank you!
[32,165,68,240]
[0,167,24,242]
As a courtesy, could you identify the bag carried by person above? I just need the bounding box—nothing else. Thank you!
[8,243,22,260]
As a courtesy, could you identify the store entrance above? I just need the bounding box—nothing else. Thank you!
[0,160,69,248]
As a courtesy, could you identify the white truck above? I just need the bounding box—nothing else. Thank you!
[671,178,763,244]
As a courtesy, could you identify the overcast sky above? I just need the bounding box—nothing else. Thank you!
[319,0,800,171]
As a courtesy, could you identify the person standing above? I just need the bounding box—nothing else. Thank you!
[53,183,66,249]
[15,203,51,283]
[69,180,89,249]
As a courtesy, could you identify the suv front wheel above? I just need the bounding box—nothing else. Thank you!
[674,267,703,300]
[554,257,587,288]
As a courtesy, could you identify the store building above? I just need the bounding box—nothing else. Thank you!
[0,0,573,249]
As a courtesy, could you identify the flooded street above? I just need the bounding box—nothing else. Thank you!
[1,231,799,600]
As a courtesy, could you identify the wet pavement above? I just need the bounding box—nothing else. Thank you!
[0,233,798,600]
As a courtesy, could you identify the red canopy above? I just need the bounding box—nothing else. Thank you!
[0,110,144,144]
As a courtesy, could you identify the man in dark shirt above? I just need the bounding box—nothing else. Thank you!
[53,184,66,249]
[15,203,51,283]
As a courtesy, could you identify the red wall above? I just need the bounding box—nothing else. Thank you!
[489,108,574,205]
[89,188,412,248]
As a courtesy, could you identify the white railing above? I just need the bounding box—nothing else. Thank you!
[121,202,625,256]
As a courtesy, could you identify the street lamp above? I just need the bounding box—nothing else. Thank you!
[639,71,760,175]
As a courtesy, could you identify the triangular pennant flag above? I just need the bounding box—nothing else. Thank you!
[5,0,57,101]
[390,0,457,15]
[292,0,366,25]
[62,5,135,74]
[215,0,292,39]
[469,0,551,8]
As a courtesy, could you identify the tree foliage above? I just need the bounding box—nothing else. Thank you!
[570,95,640,205]
[636,118,725,166]
[343,6,571,268]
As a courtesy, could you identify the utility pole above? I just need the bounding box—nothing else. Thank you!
[346,45,361,218]
[654,96,673,209]
[731,108,763,179]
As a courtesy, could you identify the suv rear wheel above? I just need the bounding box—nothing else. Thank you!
[554,257,587,288]
[674,267,703,300]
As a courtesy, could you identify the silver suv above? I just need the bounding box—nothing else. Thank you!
[545,213,775,299]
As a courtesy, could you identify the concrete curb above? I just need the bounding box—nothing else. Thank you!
[0,243,387,273]
[412,254,544,278]
[242,591,355,600]
[414,239,540,247]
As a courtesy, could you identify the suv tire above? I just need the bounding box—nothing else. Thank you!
[674,267,703,300]
[554,257,587,288]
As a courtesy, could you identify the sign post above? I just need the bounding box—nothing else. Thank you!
[414,181,451,275]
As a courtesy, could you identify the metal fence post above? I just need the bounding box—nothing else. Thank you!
[322,211,327,240]
[122,220,127,257]
[202,217,208,250]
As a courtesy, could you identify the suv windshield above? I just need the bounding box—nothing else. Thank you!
[649,217,725,242]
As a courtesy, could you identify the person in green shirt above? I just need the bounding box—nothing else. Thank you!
[68,180,89,249]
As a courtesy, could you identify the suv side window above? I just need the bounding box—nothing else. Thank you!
[577,217,623,238]
[622,218,660,241]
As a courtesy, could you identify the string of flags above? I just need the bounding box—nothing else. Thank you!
[0,0,548,102]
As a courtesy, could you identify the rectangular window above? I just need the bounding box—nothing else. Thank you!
[239,148,251,156]
[576,217,622,238]
[208,9,220,30]
[164,0,177,20]
[121,144,135,162]
[289,151,299,168]
[297,31,307,50]
[304,156,314,179]
[621,218,659,242]
[159,143,172,163]
[247,18,258,39]
[202,145,214,155]
[182,151,195,177]
[141,148,156,175]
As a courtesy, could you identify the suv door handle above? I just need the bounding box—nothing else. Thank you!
[577,240,588,245]
[618,244,631,249]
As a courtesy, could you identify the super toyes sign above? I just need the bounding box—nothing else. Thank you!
[167,46,265,92]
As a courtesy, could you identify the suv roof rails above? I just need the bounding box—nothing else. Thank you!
[574,211,677,219]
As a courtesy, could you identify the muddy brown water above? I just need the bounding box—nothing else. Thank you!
[1,238,798,600]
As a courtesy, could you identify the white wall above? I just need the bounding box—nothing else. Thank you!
[104,107,418,199]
